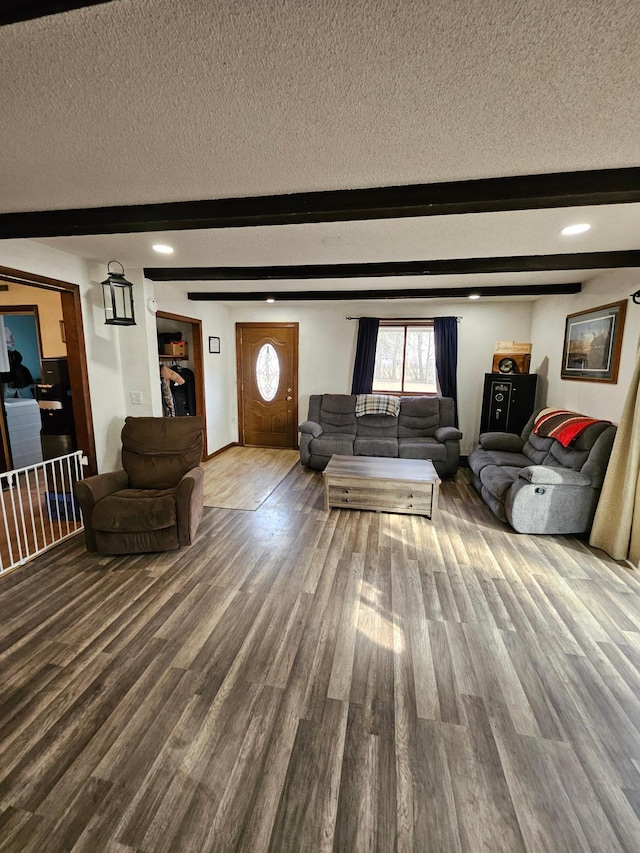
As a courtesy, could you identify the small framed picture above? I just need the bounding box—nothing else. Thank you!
[209,336,221,354]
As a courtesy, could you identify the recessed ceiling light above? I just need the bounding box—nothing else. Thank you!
[266,297,275,303]
[561,223,591,236]
[152,244,174,254]
[469,293,480,300]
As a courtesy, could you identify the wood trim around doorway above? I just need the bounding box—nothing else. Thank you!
[235,322,299,449]
[156,310,208,459]
[0,265,98,476]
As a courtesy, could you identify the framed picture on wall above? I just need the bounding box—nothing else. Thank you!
[561,300,627,383]
[208,336,220,354]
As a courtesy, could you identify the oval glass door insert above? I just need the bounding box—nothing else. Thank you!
[256,343,280,401]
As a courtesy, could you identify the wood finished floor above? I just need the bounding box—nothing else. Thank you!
[1,463,640,852]
[202,446,299,510]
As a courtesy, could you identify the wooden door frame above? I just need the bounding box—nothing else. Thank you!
[235,322,299,448]
[156,310,208,459]
[0,265,97,475]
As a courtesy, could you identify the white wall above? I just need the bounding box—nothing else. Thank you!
[87,261,160,423]
[227,299,535,455]
[0,240,133,470]
[530,269,640,423]
[0,241,238,469]
[152,283,236,455]
[19,233,623,467]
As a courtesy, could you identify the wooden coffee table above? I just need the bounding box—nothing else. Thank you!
[323,455,441,519]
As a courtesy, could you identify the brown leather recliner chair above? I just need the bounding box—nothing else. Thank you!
[75,416,205,554]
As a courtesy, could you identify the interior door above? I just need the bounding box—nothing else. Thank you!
[237,323,298,448]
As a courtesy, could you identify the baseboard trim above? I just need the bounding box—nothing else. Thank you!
[206,442,238,461]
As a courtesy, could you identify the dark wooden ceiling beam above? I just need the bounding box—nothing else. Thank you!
[145,250,640,282]
[187,282,582,302]
[0,1,113,26]
[2,168,640,238]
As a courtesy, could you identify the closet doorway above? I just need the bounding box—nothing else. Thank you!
[156,311,208,459]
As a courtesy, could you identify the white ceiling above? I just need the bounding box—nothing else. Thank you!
[2,0,640,296]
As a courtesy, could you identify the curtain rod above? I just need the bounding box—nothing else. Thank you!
[346,316,462,321]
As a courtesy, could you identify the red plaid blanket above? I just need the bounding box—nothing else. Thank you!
[533,408,609,447]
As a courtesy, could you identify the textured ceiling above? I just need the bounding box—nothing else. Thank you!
[2,0,639,213]
[2,0,640,295]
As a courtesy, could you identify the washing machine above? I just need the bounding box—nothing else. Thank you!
[4,398,43,469]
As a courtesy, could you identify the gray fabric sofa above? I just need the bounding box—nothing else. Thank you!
[298,394,462,477]
[468,410,616,534]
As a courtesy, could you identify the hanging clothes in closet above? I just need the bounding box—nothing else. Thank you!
[160,363,185,417]
[170,363,197,416]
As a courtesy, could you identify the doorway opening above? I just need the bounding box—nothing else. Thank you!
[156,310,208,459]
[236,322,298,449]
[0,265,96,573]
[0,265,96,475]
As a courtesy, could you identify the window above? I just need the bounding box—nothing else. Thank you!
[372,322,437,394]
[255,342,280,401]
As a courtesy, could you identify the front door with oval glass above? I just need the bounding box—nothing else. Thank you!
[236,323,298,448]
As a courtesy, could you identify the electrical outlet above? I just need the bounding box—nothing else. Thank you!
[130,391,143,405]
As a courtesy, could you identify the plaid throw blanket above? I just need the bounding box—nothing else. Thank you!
[533,408,609,448]
[355,394,400,417]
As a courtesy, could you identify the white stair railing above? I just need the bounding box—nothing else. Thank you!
[0,451,86,575]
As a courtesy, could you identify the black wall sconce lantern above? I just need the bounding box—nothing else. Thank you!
[102,260,136,326]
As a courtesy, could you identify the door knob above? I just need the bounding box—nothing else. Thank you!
[286,395,293,400]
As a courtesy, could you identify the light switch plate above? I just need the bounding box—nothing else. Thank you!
[130,391,143,405]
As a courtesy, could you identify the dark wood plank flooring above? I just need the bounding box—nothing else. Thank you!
[1,464,640,852]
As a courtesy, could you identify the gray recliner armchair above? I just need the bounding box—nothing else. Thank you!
[468,410,616,534]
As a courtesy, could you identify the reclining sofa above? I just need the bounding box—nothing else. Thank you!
[298,394,462,477]
[468,410,616,534]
